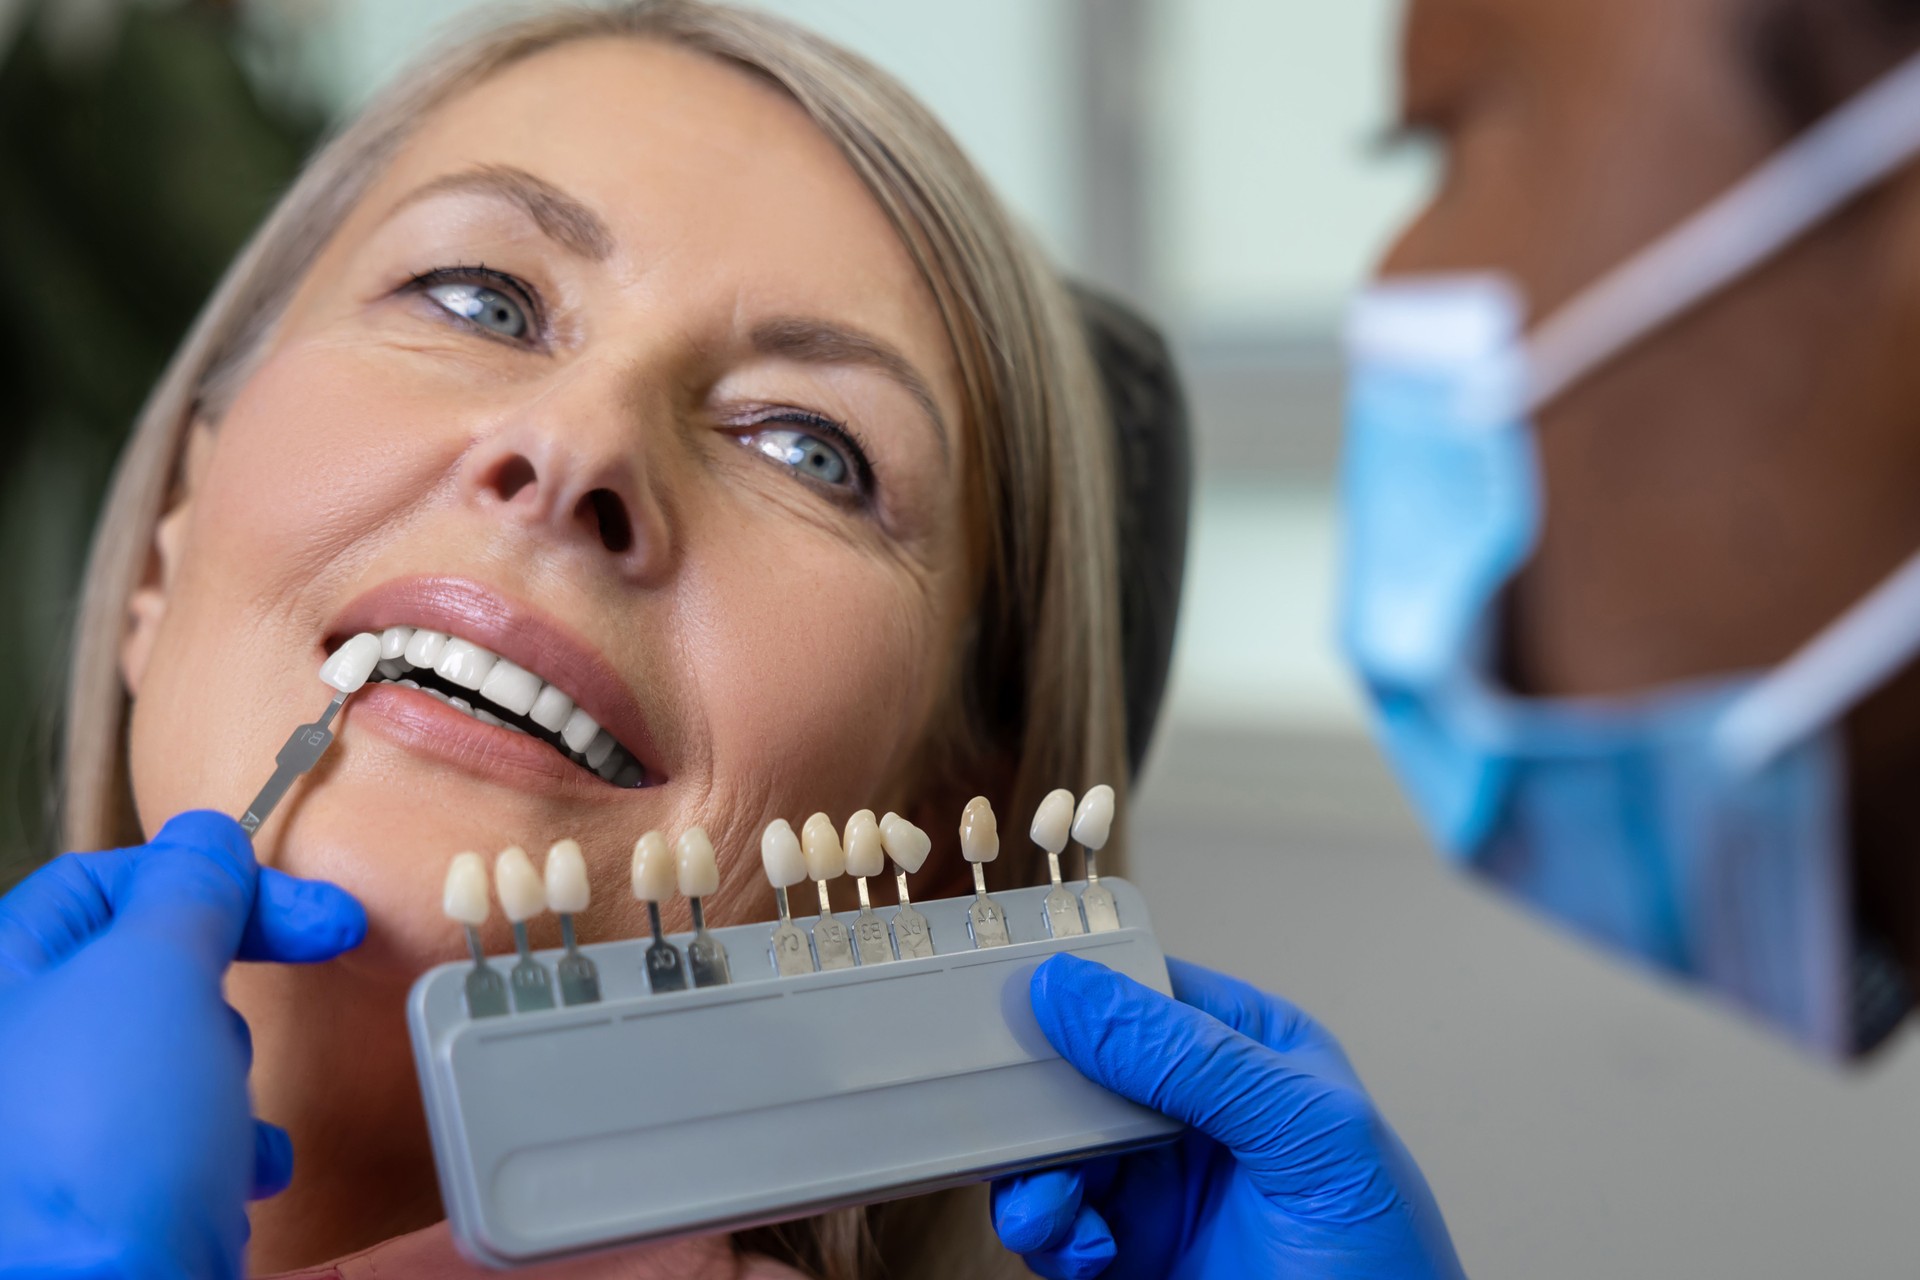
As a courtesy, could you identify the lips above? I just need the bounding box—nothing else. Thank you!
[326,577,663,790]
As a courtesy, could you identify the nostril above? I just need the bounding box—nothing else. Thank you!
[578,488,633,554]
[491,455,538,502]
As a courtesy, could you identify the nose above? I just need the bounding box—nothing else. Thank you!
[459,374,672,582]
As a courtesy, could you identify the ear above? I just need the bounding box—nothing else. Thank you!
[121,420,217,698]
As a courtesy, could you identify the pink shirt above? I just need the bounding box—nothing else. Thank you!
[262,1222,806,1280]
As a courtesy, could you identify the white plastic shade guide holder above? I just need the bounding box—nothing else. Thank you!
[407,876,1176,1268]
[239,632,382,837]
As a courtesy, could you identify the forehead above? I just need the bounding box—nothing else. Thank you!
[355,37,957,390]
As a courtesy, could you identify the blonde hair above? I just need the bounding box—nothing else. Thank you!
[62,3,1125,1276]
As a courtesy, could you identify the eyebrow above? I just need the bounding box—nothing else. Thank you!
[391,164,616,261]
[750,317,951,459]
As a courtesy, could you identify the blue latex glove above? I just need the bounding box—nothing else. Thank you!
[993,954,1464,1280]
[0,811,367,1280]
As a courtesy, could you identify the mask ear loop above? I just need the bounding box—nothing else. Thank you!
[1712,547,1920,775]
[1523,47,1920,412]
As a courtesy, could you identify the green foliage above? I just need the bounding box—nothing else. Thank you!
[0,1,318,877]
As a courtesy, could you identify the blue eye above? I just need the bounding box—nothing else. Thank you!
[424,280,529,338]
[750,423,854,487]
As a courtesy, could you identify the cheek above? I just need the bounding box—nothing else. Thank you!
[126,345,466,844]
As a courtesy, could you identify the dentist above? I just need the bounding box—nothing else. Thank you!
[995,1,1920,1276]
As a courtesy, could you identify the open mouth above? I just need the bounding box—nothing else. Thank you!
[355,625,649,788]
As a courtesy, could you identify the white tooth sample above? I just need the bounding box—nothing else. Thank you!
[1030,788,1075,853]
[843,809,885,879]
[801,813,846,881]
[879,812,932,873]
[631,831,678,903]
[443,852,490,925]
[379,625,414,661]
[1071,785,1116,850]
[493,846,545,923]
[404,628,448,668]
[561,706,600,754]
[676,828,720,898]
[436,638,498,691]
[319,632,382,693]
[584,729,617,769]
[529,684,575,732]
[544,839,591,914]
[479,658,541,716]
[376,658,407,680]
[448,696,473,715]
[760,819,807,888]
[959,796,999,863]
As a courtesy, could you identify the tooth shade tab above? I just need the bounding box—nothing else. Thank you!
[761,819,806,887]
[480,659,542,717]
[404,628,448,669]
[379,626,414,660]
[544,839,590,914]
[801,813,846,881]
[561,706,601,754]
[529,684,574,732]
[1072,785,1116,850]
[879,812,931,873]
[1030,789,1075,854]
[632,831,677,903]
[320,633,382,693]
[842,810,884,879]
[443,852,490,925]
[677,828,720,898]
[494,846,545,923]
[959,796,999,864]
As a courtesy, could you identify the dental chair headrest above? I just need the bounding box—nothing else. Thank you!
[1070,284,1191,778]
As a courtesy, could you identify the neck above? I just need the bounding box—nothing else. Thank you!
[231,959,442,1273]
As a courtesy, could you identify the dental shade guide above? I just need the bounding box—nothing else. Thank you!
[493,847,556,1012]
[880,812,935,959]
[443,852,508,1019]
[1032,788,1087,938]
[842,809,896,965]
[632,832,688,993]
[802,813,857,971]
[761,819,816,975]
[1073,785,1120,932]
[677,827,731,987]
[959,796,1012,948]
[239,632,380,837]
[407,783,1175,1267]
[545,840,601,1005]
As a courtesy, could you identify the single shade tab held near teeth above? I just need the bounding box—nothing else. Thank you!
[320,633,382,693]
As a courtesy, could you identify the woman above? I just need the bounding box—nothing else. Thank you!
[57,3,1125,1274]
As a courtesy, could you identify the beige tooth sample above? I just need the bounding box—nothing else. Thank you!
[479,658,542,716]
[632,832,688,992]
[959,796,1011,948]
[1072,784,1121,932]
[404,627,448,669]
[676,827,730,986]
[319,632,382,693]
[879,812,936,959]
[761,818,815,975]
[802,813,855,970]
[445,853,507,1018]
[544,839,600,1004]
[1033,788,1086,937]
[842,809,893,964]
[493,846,556,1011]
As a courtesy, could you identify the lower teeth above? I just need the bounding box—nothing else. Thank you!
[371,672,642,785]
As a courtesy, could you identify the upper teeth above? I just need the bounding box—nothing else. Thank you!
[341,626,643,787]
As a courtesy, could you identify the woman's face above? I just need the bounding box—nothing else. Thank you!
[120,39,974,969]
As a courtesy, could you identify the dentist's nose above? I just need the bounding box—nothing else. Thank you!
[461,390,672,582]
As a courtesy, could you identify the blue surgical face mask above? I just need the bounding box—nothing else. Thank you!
[1339,51,1920,1057]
